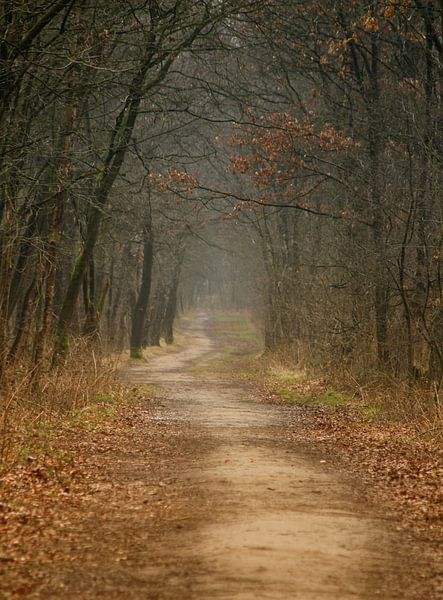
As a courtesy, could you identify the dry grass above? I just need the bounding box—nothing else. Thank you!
[324,364,443,435]
[260,336,440,423]
[208,316,443,440]
[0,339,126,472]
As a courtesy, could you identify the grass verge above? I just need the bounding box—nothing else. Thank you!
[0,341,140,474]
[180,310,262,378]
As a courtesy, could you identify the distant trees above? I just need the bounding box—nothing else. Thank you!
[0,1,261,378]
[223,0,443,386]
[1,0,442,399]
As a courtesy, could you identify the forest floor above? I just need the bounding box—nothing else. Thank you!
[0,312,442,599]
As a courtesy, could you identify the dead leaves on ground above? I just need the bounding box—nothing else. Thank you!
[0,401,209,599]
[285,403,442,534]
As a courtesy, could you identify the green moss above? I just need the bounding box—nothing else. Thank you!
[69,404,113,430]
[315,390,350,407]
[54,326,69,356]
[360,406,384,420]
[14,421,65,464]
[271,377,351,408]
[273,384,305,404]
[71,252,87,282]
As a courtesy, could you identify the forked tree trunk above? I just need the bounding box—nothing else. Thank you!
[54,46,157,360]
[53,21,191,360]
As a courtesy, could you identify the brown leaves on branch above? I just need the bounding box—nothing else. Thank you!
[148,169,198,196]
[228,110,354,215]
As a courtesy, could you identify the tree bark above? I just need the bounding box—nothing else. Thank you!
[367,28,389,368]
[146,287,167,347]
[130,223,154,358]
[162,251,184,345]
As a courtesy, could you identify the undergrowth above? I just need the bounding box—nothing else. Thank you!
[0,339,129,473]
[256,352,442,438]
[200,312,443,441]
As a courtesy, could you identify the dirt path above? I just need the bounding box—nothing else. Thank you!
[124,313,421,599]
[2,313,436,599]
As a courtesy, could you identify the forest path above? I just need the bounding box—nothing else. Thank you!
[122,312,411,599]
[6,312,426,599]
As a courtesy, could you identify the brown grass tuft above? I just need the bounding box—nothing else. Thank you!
[0,338,124,471]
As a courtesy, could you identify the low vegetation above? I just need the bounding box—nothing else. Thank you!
[0,342,127,474]
[199,312,442,435]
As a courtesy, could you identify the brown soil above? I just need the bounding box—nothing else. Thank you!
[0,312,440,599]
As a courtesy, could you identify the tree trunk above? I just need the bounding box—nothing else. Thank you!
[130,224,154,358]
[367,29,389,368]
[146,287,167,347]
[82,256,100,338]
[34,69,77,367]
[428,303,443,388]
[8,275,38,362]
[162,278,179,345]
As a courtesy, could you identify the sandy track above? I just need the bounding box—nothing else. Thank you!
[125,313,416,599]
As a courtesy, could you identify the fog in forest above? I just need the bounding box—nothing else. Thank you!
[2,0,442,387]
[4,0,443,432]
[1,3,443,598]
